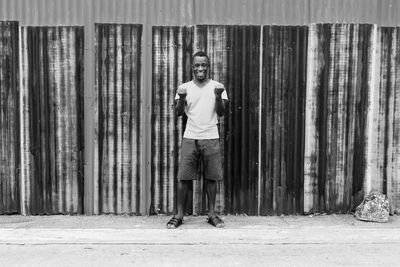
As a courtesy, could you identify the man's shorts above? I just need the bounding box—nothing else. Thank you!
[177,138,223,181]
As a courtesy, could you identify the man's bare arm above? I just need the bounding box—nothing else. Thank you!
[175,98,186,116]
[174,87,187,116]
[215,87,227,116]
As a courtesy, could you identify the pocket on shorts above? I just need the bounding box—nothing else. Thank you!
[204,139,220,156]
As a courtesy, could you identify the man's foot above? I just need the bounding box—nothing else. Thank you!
[167,216,183,229]
[207,215,225,228]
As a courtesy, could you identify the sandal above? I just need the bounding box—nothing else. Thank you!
[167,216,183,229]
[207,216,225,228]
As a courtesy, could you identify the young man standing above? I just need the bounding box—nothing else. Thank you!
[167,51,228,229]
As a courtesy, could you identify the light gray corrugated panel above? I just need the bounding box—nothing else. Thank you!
[310,0,400,25]
[193,0,309,25]
[1,0,400,26]
[259,0,310,25]
[310,0,374,24]
[376,0,400,26]
[92,0,144,23]
[0,0,86,25]
[89,0,194,25]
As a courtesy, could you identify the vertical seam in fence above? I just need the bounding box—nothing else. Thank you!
[257,25,263,215]
[19,25,25,215]
[141,3,152,215]
[365,24,378,197]
[84,0,95,215]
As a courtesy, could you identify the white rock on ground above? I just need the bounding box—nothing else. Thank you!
[355,191,389,223]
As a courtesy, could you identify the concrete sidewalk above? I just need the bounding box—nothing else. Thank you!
[1,214,400,266]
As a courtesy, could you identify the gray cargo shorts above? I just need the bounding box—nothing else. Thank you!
[177,138,223,181]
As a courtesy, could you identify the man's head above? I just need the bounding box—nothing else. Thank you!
[192,51,210,82]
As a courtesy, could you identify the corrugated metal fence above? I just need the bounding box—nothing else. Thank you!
[304,24,374,214]
[94,24,142,214]
[0,0,400,215]
[261,26,308,215]
[0,21,19,214]
[367,26,400,214]
[20,26,84,214]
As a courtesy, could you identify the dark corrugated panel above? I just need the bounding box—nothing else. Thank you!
[151,26,193,214]
[304,24,374,214]
[20,26,84,215]
[195,25,261,215]
[366,27,400,214]
[151,25,261,215]
[260,26,308,215]
[94,24,142,214]
[0,21,19,214]
[192,25,230,215]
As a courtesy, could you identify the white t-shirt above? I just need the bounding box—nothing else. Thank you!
[175,79,228,139]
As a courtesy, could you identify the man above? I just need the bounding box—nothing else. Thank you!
[167,51,228,229]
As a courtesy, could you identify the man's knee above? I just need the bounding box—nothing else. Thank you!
[206,179,217,184]
[178,179,191,189]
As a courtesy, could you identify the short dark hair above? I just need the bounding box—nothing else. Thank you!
[192,51,210,65]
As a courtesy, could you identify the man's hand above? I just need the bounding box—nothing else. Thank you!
[214,85,224,98]
[177,87,187,99]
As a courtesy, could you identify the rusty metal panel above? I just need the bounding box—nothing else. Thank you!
[94,24,142,214]
[0,21,19,214]
[304,24,375,214]
[151,25,261,215]
[193,25,261,215]
[194,25,261,215]
[365,27,400,215]
[20,26,84,215]
[151,26,193,214]
[260,26,308,215]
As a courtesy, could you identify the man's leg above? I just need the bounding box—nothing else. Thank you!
[167,180,190,228]
[176,180,190,219]
[206,179,217,218]
[202,139,224,227]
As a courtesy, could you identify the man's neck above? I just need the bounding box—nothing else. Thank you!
[193,77,210,87]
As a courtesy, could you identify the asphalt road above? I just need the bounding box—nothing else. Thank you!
[0,215,399,266]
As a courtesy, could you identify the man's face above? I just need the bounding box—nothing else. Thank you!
[192,56,209,81]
